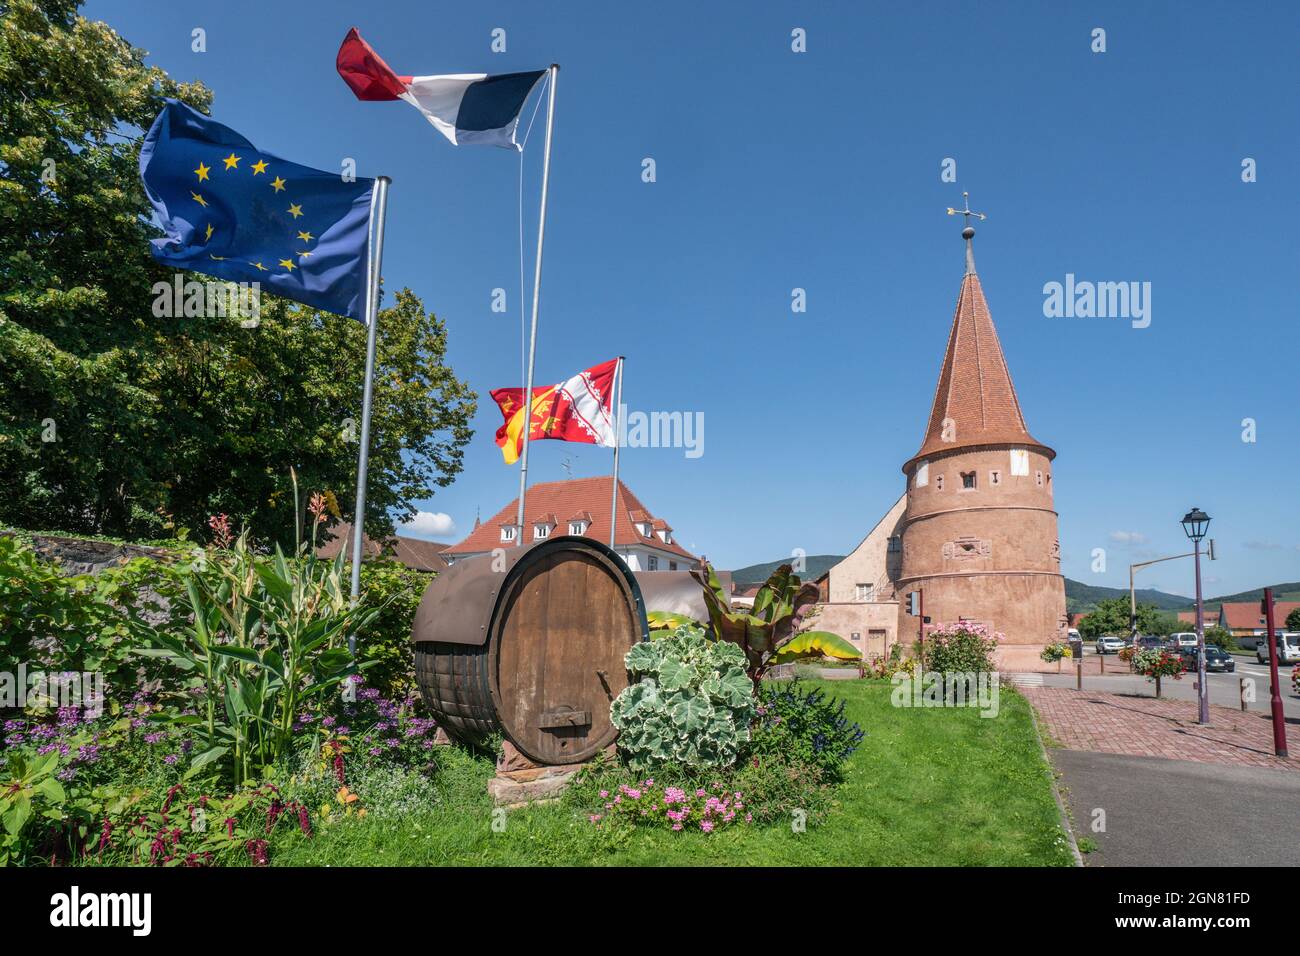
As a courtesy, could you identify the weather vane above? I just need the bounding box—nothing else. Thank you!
[947,192,986,274]
[946,191,987,233]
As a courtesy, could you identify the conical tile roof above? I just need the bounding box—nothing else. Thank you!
[905,270,1052,470]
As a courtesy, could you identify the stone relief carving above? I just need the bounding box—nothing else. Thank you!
[942,536,991,560]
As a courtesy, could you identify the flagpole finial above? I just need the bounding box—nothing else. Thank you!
[945,191,987,275]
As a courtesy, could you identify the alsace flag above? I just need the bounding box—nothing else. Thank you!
[491,359,618,465]
[337,28,545,150]
[139,99,374,320]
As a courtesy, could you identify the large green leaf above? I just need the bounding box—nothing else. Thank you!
[647,610,699,632]
[668,693,712,734]
[770,629,862,663]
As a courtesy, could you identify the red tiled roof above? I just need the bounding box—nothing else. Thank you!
[906,272,1052,470]
[1218,601,1300,630]
[444,476,697,560]
[316,522,449,572]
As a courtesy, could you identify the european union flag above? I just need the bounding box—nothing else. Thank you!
[139,99,374,321]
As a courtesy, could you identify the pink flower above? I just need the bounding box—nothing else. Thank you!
[700,820,714,833]
[695,788,706,797]
[599,790,609,798]
[745,813,753,823]
[672,823,683,831]
[589,814,602,824]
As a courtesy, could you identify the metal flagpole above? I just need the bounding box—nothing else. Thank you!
[514,63,559,546]
[608,356,624,549]
[348,175,391,653]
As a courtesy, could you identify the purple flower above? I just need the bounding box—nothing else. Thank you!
[163,754,179,765]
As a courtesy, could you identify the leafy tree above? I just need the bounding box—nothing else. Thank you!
[1204,627,1236,651]
[1076,597,1173,639]
[1287,608,1300,631]
[0,0,474,545]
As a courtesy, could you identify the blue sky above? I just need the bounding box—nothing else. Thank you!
[93,0,1299,598]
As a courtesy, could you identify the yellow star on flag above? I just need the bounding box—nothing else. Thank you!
[287,203,303,219]
[296,230,314,243]
[297,250,313,259]
[194,162,210,182]
[222,152,241,170]
[250,159,269,175]
[270,176,286,193]
[279,258,296,272]
[191,191,208,208]
[204,223,214,241]
[250,261,268,271]
[209,254,226,261]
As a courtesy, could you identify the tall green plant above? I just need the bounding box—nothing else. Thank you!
[650,563,860,683]
[137,493,380,786]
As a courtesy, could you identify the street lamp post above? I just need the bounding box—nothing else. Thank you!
[1180,507,1212,725]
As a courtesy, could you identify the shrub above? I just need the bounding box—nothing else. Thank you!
[749,680,864,782]
[0,534,192,710]
[925,622,1002,697]
[610,625,756,772]
[1204,627,1236,651]
[864,654,916,680]
[355,561,433,701]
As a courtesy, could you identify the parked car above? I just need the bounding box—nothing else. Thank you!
[1178,645,1235,673]
[1096,635,1127,654]
[1135,635,1164,652]
[1256,632,1300,665]
[1169,632,1199,650]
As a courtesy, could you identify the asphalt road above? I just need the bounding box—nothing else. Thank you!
[1038,651,1300,719]
[1051,749,1300,866]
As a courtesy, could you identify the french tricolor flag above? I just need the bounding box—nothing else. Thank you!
[337,28,545,150]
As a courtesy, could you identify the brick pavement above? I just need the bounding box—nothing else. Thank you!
[1021,685,1296,773]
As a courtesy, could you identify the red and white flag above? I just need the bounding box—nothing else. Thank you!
[491,359,618,465]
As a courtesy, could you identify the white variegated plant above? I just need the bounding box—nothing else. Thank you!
[610,626,756,772]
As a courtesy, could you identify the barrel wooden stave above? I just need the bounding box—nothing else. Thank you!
[412,536,646,765]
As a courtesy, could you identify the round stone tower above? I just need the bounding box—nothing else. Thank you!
[896,205,1067,670]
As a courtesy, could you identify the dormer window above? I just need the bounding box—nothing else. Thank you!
[657,529,672,544]
[500,526,517,542]
[638,522,652,537]
[569,520,588,536]
[533,523,551,540]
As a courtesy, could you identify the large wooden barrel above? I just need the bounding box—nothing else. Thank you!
[412,536,648,765]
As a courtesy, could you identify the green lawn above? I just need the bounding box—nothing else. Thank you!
[270,681,1074,866]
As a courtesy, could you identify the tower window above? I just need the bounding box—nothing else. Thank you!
[1035,470,1044,487]
[961,471,976,489]
[989,470,1001,486]
[936,474,945,491]
[887,535,902,554]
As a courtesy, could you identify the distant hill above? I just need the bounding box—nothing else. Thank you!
[728,561,1293,615]
[1064,578,1190,614]
[1200,582,1300,611]
[730,555,845,587]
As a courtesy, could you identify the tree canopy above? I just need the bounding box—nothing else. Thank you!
[1076,597,1184,639]
[0,0,475,544]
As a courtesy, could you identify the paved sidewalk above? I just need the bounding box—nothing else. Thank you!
[1051,750,1300,866]
[1021,686,1296,773]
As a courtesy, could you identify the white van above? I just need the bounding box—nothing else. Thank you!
[1257,632,1300,665]
[1169,632,1199,650]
